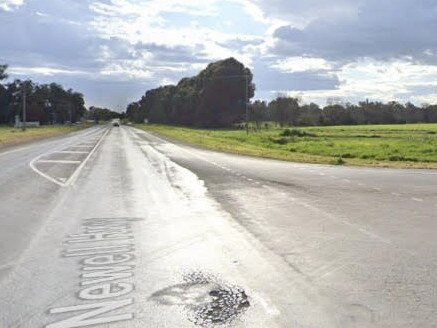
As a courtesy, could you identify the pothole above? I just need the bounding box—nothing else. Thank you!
[149,271,250,326]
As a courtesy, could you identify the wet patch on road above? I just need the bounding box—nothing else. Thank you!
[150,271,250,326]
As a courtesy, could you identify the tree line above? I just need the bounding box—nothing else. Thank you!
[126,58,255,127]
[126,57,437,128]
[250,97,437,128]
[0,65,88,124]
[87,106,123,123]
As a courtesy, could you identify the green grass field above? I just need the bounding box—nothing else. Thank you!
[0,124,91,149]
[135,123,437,168]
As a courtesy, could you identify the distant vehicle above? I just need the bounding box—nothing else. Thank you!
[113,122,119,127]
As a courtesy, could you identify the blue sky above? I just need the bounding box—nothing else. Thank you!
[1,0,437,110]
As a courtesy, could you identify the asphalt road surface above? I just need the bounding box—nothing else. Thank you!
[0,124,436,328]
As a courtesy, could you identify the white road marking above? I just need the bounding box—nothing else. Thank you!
[56,151,88,154]
[38,160,81,164]
[391,192,401,196]
[412,197,423,202]
[0,127,106,158]
[66,129,109,186]
[29,129,109,187]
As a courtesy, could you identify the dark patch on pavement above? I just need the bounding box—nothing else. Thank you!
[149,271,250,326]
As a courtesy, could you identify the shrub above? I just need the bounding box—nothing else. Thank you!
[333,157,345,165]
[280,128,316,137]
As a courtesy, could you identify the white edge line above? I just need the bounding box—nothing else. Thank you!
[29,153,66,187]
[65,129,109,186]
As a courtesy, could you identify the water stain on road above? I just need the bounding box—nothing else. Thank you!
[149,271,250,326]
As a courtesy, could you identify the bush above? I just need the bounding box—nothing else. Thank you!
[280,128,316,137]
[271,137,289,145]
[333,157,346,165]
[389,155,405,161]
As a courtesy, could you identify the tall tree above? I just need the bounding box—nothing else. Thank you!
[0,64,7,81]
[127,57,255,127]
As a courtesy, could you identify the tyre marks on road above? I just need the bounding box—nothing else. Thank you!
[29,129,109,187]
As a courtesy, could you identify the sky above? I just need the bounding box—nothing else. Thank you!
[1,0,437,110]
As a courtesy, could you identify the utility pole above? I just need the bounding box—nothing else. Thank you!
[22,81,26,131]
[245,74,249,135]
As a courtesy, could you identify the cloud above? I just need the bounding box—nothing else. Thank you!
[250,0,359,28]
[269,0,437,63]
[0,0,24,11]
[2,0,437,109]
[252,58,340,95]
[272,57,332,73]
[8,66,88,76]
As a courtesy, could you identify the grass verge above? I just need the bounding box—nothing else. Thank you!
[0,124,92,149]
[134,123,437,169]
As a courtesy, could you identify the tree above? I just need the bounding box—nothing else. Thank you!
[268,96,300,127]
[126,102,143,123]
[0,65,7,81]
[86,106,120,122]
[250,100,268,129]
[195,57,255,127]
[127,57,255,128]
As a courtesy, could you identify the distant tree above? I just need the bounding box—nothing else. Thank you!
[268,96,300,127]
[299,103,321,126]
[126,102,143,123]
[86,106,120,122]
[250,100,268,129]
[0,65,9,122]
[0,65,7,81]
[322,104,354,125]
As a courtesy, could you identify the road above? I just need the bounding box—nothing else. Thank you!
[0,124,436,327]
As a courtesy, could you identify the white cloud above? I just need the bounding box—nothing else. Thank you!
[0,0,24,11]
[89,0,263,67]
[8,66,88,76]
[279,58,437,105]
[100,62,153,80]
[272,57,332,73]
[250,0,361,28]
